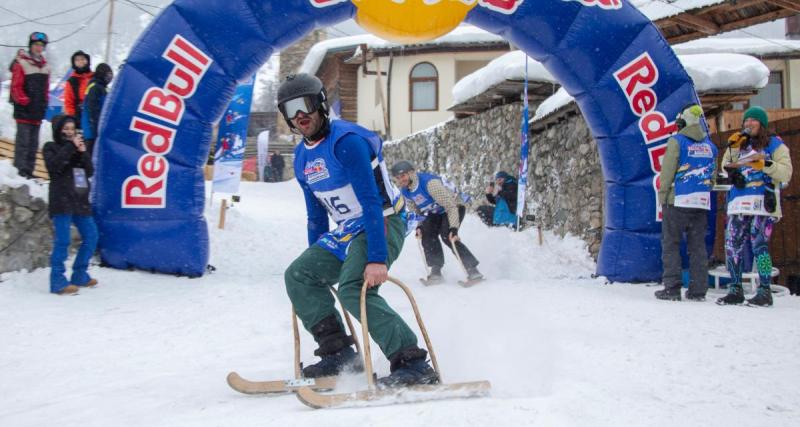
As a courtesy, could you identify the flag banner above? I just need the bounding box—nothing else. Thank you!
[212,75,255,194]
[45,69,71,121]
[516,59,529,219]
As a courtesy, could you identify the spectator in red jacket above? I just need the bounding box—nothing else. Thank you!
[9,32,51,179]
[63,50,93,124]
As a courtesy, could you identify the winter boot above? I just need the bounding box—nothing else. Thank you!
[75,278,98,288]
[684,291,706,302]
[466,266,484,282]
[716,286,745,305]
[426,266,444,284]
[654,287,681,301]
[302,315,363,378]
[377,347,439,389]
[747,288,773,307]
[54,285,79,295]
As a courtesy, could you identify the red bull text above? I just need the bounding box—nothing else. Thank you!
[122,35,212,208]
[614,52,678,220]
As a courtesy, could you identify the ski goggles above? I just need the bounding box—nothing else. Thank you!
[29,32,48,44]
[279,95,321,121]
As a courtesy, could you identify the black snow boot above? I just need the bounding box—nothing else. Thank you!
[654,287,681,301]
[377,347,439,389]
[684,291,706,302]
[716,286,745,305]
[302,315,363,378]
[466,266,484,282]
[426,266,444,284]
[747,289,773,307]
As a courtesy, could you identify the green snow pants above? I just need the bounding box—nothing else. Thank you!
[284,214,418,359]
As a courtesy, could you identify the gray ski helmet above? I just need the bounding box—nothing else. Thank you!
[390,160,415,177]
[277,73,328,126]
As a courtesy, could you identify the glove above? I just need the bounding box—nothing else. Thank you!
[448,227,458,238]
[727,132,747,149]
[728,168,746,189]
[747,159,765,170]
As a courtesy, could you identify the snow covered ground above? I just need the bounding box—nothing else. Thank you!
[1,181,799,426]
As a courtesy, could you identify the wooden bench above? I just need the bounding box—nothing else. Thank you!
[0,136,49,180]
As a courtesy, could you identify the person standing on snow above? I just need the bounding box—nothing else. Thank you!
[279,73,438,388]
[717,106,792,307]
[63,51,93,124]
[43,115,99,295]
[9,32,51,179]
[81,63,113,156]
[391,160,483,284]
[654,103,717,302]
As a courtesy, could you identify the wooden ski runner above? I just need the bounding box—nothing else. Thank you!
[296,276,491,409]
[296,380,491,409]
[226,372,337,395]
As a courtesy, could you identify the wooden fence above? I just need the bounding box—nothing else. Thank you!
[0,136,48,180]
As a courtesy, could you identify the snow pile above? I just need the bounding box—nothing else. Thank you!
[532,53,769,122]
[674,38,800,57]
[533,87,574,122]
[1,181,798,426]
[0,158,46,200]
[300,25,505,76]
[0,81,14,139]
[451,50,557,105]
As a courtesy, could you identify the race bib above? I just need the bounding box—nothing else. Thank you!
[727,194,769,216]
[73,168,88,189]
[674,191,711,210]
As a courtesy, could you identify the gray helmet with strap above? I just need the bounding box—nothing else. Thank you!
[277,73,329,128]
[390,160,415,177]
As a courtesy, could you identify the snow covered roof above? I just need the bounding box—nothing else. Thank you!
[632,0,728,21]
[674,38,800,58]
[530,52,769,122]
[300,25,506,76]
[452,51,557,106]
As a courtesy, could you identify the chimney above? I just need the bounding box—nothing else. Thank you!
[787,15,800,40]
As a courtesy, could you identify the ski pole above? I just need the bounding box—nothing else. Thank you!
[449,235,469,277]
[416,232,430,277]
[360,276,441,390]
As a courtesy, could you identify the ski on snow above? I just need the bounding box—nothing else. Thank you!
[226,372,337,395]
[295,380,491,409]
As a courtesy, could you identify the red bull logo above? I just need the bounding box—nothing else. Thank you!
[614,51,677,220]
[567,0,622,10]
[310,0,348,7]
[479,0,524,14]
[122,35,212,208]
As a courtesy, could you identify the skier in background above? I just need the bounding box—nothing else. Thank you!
[391,160,483,285]
[278,73,438,387]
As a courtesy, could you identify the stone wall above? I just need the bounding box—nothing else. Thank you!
[0,184,52,273]
[383,104,604,258]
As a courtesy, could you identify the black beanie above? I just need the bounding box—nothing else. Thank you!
[94,63,113,84]
[71,50,91,73]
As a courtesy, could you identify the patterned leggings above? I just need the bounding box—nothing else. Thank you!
[725,214,776,292]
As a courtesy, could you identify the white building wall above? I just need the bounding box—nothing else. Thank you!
[357,51,505,140]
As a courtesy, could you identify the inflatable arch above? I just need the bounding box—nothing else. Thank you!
[95,0,702,282]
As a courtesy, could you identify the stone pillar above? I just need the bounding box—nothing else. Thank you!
[0,184,52,273]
